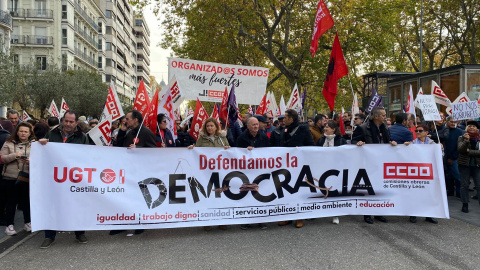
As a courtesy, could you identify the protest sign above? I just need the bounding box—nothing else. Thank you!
[451,101,479,121]
[416,95,440,121]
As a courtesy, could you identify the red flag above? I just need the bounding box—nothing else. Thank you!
[133,79,150,117]
[219,87,229,122]
[145,89,160,134]
[322,32,348,111]
[211,103,220,125]
[190,99,209,140]
[310,0,335,57]
[255,94,267,115]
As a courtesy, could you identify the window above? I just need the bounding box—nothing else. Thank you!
[105,42,111,50]
[106,74,111,82]
[62,5,67,19]
[106,58,112,67]
[106,10,111,18]
[8,0,19,12]
[36,56,47,70]
[98,22,102,33]
[35,0,47,17]
[62,29,67,45]
[106,26,112,34]
[35,27,47,44]
[112,60,116,68]
[13,55,19,64]
[98,56,102,68]
[98,38,102,49]
[11,26,19,44]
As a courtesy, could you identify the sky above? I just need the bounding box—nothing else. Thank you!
[142,4,173,85]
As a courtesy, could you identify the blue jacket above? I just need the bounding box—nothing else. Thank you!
[444,127,464,160]
[389,123,413,144]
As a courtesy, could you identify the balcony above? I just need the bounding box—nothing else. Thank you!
[12,35,54,46]
[74,1,99,32]
[8,8,53,20]
[74,47,98,68]
[74,24,98,49]
[0,10,13,29]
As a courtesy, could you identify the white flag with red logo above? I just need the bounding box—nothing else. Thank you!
[267,92,278,120]
[406,85,415,115]
[256,94,267,115]
[431,81,451,107]
[101,82,124,121]
[59,98,69,118]
[189,99,209,140]
[133,79,151,117]
[351,93,359,127]
[211,103,220,125]
[48,99,60,118]
[22,111,31,121]
[162,75,185,110]
[88,115,112,146]
[414,87,424,108]
[286,83,301,110]
[446,92,470,116]
[187,107,194,118]
[248,105,254,115]
[158,86,178,140]
[278,95,286,117]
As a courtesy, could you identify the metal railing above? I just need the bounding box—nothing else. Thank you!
[74,24,98,48]
[74,1,99,32]
[74,47,98,67]
[11,35,54,45]
[0,10,13,28]
[27,9,53,19]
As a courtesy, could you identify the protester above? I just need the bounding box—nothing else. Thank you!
[188,117,230,231]
[6,110,20,129]
[307,117,314,126]
[1,122,35,236]
[389,113,413,144]
[47,116,60,130]
[443,116,464,197]
[115,110,156,148]
[37,110,89,248]
[33,122,49,139]
[254,115,269,135]
[457,121,480,213]
[430,112,446,143]
[241,113,252,132]
[236,117,270,230]
[264,113,275,133]
[89,119,99,129]
[352,107,397,224]
[155,113,175,147]
[404,124,439,224]
[316,120,346,224]
[309,114,327,143]
[0,120,13,226]
[353,113,366,128]
[271,109,314,228]
[342,111,352,123]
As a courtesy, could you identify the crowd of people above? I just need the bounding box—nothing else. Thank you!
[0,105,478,249]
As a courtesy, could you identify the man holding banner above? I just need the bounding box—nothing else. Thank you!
[39,110,89,249]
[115,110,156,149]
[352,107,396,224]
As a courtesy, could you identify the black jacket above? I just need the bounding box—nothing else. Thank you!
[269,120,315,147]
[236,129,270,148]
[115,125,156,148]
[156,128,176,147]
[317,136,347,147]
[351,119,391,144]
[46,125,89,144]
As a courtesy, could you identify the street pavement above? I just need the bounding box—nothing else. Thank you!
[0,195,479,270]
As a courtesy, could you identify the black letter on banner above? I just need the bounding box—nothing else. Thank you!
[169,174,186,204]
[187,173,221,202]
[252,173,276,202]
[318,170,340,197]
[222,171,249,200]
[271,169,292,198]
[349,169,375,195]
[138,178,167,209]
[294,165,317,193]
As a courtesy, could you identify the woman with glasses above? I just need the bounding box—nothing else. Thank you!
[156,113,176,147]
[316,120,346,224]
[405,124,439,224]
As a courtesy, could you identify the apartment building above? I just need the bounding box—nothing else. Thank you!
[134,14,151,96]
[1,0,13,53]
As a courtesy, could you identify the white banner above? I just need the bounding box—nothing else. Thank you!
[168,57,269,105]
[30,144,448,231]
[416,95,441,121]
[452,101,479,121]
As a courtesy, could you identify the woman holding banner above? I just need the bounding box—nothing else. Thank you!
[156,113,176,147]
[405,124,439,224]
[1,122,35,236]
[188,118,230,231]
[457,121,480,214]
[316,120,346,224]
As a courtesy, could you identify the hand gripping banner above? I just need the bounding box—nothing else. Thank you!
[30,144,448,231]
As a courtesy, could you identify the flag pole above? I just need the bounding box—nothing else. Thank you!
[133,115,148,146]
[433,121,440,145]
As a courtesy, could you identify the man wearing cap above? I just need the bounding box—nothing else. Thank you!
[264,113,275,133]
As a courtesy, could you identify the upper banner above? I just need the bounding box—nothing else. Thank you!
[168,58,269,105]
[30,144,448,232]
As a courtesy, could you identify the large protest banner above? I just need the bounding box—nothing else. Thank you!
[168,57,269,105]
[30,144,448,231]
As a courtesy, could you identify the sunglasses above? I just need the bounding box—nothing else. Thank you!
[415,130,425,133]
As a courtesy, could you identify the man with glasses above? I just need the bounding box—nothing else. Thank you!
[353,113,366,128]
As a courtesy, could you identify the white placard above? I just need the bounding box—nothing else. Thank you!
[452,101,480,121]
[416,95,441,121]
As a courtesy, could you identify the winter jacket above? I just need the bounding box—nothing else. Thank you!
[443,127,464,160]
[316,135,347,147]
[46,125,89,145]
[195,131,229,148]
[309,125,324,144]
[236,129,270,148]
[351,119,391,144]
[156,128,176,147]
[115,125,156,148]
[457,136,480,166]
[269,120,314,147]
[389,123,413,144]
[1,140,32,179]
